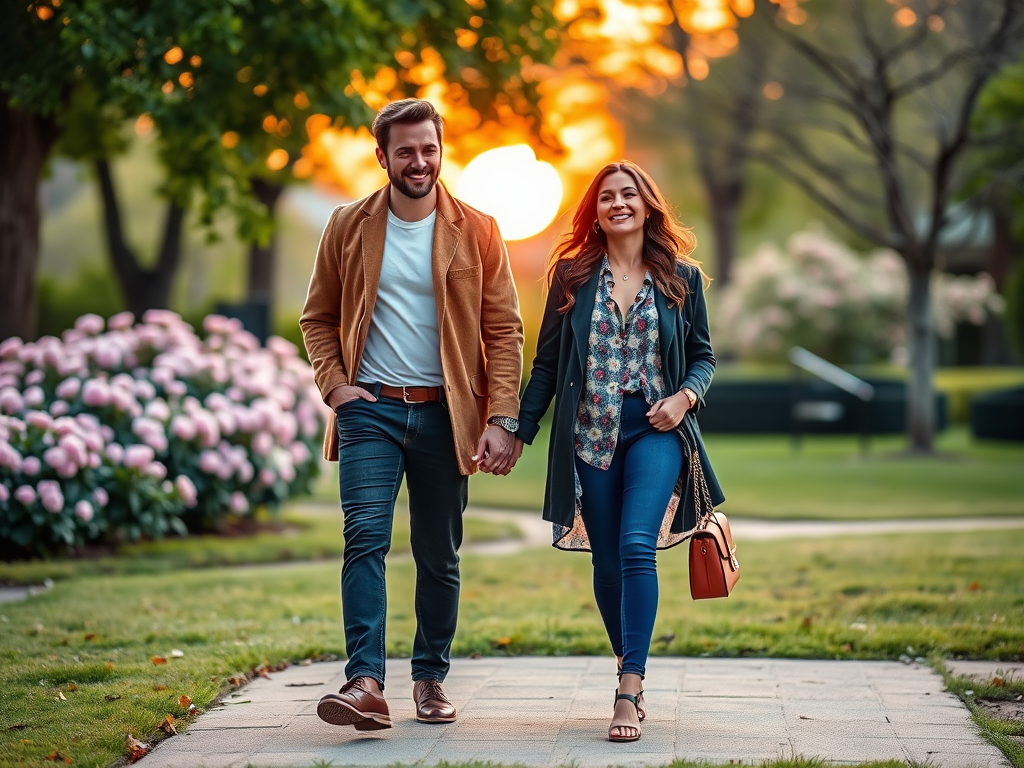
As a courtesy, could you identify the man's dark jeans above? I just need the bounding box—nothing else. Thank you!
[335,396,466,689]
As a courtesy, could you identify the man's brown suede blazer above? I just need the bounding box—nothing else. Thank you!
[299,182,523,475]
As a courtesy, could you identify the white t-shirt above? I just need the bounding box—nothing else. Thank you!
[358,208,444,387]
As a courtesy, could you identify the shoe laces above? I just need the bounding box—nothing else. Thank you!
[418,679,448,701]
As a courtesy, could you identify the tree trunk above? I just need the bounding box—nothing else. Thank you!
[703,179,743,284]
[96,158,185,317]
[905,265,937,453]
[0,97,58,341]
[246,177,284,308]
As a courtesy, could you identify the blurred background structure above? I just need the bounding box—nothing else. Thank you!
[3,0,1024,455]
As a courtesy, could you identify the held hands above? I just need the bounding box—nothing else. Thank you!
[326,384,377,410]
[646,390,692,432]
[473,425,518,475]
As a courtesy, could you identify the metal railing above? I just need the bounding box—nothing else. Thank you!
[788,346,875,454]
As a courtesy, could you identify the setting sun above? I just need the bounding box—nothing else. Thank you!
[455,145,563,241]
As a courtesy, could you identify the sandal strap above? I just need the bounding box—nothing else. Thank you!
[615,692,641,708]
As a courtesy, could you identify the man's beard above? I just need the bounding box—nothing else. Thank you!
[388,164,439,200]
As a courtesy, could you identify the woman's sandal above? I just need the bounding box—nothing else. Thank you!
[616,665,646,722]
[608,691,642,743]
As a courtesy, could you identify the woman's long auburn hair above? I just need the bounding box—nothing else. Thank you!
[546,161,708,313]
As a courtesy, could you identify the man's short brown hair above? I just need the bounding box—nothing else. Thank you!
[371,99,444,155]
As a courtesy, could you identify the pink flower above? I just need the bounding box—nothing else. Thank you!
[194,412,220,448]
[111,386,136,413]
[0,337,23,359]
[250,434,274,456]
[49,400,70,417]
[198,450,221,475]
[267,336,298,358]
[0,387,24,414]
[124,444,155,469]
[58,435,88,467]
[259,467,276,486]
[144,399,171,422]
[175,475,198,507]
[203,314,240,335]
[165,380,187,398]
[25,369,45,386]
[0,442,22,471]
[21,456,41,476]
[75,500,94,522]
[228,491,249,514]
[93,342,122,369]
[82,379,112,408]
[143,309,184,327]
[23,386,44,408]
[215,409,237,436]
[289,442,311,466]
[0,483,8,503]
[14,485,36,505]
[75,313,105,335]
[144,461,167,480]
[105,443,125,464]
[170,415,197,441]
[92,487,109,508]
[43,445,70,472]
[238,461,254,483]
[37,480,64,513]
[108,311,135,330]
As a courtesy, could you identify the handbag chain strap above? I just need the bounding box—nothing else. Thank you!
[688,439,715,531]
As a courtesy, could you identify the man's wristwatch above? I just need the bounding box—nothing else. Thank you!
[681,388,698,408]
[487,416,520,433]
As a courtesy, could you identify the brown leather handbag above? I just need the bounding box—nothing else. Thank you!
[683,438,740,599]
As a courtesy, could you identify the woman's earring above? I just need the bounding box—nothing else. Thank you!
[592,220,602,234]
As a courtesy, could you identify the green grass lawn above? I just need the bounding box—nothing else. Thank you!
[466,424,1024,518]
[1,529,1022,767]
[0,503,520,586]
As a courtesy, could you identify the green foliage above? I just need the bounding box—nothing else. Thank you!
[34,263,125,339]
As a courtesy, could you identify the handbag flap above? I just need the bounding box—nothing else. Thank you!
[695,512,739,572]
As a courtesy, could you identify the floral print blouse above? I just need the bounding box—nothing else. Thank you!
[574,256,666,469]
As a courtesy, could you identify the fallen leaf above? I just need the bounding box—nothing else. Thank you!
[45,749,71,763]
[178,695,192,709]
[186,703,197,717]
[153,685,169,692]
[126,734,151,763]
[992,676,1006,687]
[492,637,511,647]
[104,694,122,702]
[104,662,114,671]
[969,581,981,591]
[21,739,32,745]
[67,684,77,692]
[228,675,247,686]
[49,655,59,661]
[157,715,176,735]
[84,633,96,641]
[151,656,167,665]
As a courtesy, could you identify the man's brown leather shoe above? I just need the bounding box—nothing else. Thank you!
[413,679,457,723]
[317,677,392,730]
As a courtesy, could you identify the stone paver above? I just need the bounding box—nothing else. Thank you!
[141,657,1010,768]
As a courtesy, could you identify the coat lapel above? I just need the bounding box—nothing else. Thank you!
[432,183,463,327]
[359,188,389,329]
[655,285,678,384]
[570,269,601,372]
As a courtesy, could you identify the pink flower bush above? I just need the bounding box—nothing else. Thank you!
[1,311,324,557]
[716,226,1004,364]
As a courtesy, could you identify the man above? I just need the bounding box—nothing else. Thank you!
[300,99,523,731]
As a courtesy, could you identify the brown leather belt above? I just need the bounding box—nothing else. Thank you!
[356,382,444,403]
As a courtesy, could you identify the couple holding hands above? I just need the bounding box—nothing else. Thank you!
[299,99,724,744]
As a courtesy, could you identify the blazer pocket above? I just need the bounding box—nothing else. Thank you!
[470,373,489,397]
[449,265,481,280]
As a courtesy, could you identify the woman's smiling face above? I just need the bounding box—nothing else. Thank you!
[596,170,649,237]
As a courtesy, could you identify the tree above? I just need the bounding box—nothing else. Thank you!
[1,0,560,336]
[749,0,1024,452]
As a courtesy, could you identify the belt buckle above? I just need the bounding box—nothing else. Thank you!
[402,386,413,404]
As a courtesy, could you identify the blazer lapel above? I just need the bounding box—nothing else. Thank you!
[359,189,389,330]
[432,183,463,326]
[570,269,601,371]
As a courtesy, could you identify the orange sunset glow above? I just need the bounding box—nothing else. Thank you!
[298,0,803,239]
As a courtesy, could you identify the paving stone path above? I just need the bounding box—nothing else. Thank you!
[142,656,1013,768]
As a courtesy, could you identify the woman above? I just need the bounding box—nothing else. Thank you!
[513,161,725,743]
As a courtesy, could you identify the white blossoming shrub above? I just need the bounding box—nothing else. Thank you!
[715,227,1005,364]
[0,311,325,558]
